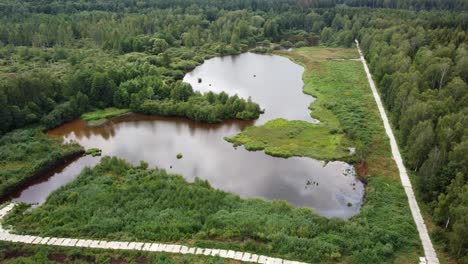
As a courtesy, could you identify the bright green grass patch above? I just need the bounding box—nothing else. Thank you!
[272,47,398,180]
[0,128,83,197]
[226,118,349,160]
[81,107,130,126]
[228,47,376,162]
[303,60,376,147]
[85,148,102,157]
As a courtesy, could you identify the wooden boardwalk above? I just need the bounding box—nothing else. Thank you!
[0,203,305,264]
[356,39,439,264]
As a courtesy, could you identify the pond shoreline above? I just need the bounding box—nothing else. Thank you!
[9,51,364,219]
[0,150,85,203]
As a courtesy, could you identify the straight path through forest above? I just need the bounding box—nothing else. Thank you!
[355,39,439,264]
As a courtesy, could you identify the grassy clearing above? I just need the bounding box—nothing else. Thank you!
[81,108,130,126]
[280,47,397,178]
[0,241,232,264]
[0,128,83,198]
[228,47,380,163]
[226,118,349,160]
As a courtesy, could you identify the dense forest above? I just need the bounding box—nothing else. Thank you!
[358,11,468,262]
[0,0,466,13]
[0,0,466,262]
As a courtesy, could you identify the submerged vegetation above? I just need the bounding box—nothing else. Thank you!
[0,129,83,197]
[5,157,420,263]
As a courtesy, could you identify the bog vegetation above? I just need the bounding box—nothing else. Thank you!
[227,118,350,160]
[0,241,228,264]
[5,157,420,263]
[0,129,82,197]
[227,47,375,162]
[81,108,131,126]
[0,0,466,262]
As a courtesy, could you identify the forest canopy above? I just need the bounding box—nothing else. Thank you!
[0,0,466,262]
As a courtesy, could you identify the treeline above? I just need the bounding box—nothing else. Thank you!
[0,63,261,133]
[0,0,465,16]
[358,11,467,261]
[0,9,325,50]
[1,5,465,53]
[337,0,468,10]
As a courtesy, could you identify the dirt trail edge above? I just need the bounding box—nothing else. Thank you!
[355,39,439,264]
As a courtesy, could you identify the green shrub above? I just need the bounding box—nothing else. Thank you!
[0,129,83,197]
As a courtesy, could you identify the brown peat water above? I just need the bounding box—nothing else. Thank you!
[12,53,364,218]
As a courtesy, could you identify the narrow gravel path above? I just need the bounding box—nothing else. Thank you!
[355,40,439,264]
[0,203,305,264]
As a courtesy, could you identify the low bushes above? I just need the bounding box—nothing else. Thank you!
[0,128,83,197]
[6,157,420,263]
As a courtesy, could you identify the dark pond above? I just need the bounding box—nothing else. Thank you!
[11,53,364,218]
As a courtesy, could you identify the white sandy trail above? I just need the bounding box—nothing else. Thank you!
[355,39,439,264]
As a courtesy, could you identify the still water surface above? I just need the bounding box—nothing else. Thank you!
[12,53,364,218]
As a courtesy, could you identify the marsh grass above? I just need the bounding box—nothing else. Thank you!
[0,129,83,197]
[5,157,420,263]
[4,47,421,263]
[228,47,380,163]
[0,241,230,264]
[226,118,349,160]
[85,148,102,157]
[81,108,130,126]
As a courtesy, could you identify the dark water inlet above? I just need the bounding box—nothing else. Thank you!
[11,53,364,218]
